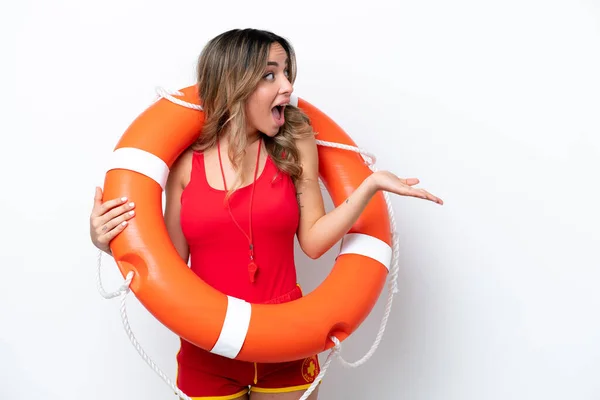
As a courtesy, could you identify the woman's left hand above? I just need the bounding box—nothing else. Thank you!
[370,171,444,205]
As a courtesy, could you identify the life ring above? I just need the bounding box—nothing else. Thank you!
[103,85,392,363]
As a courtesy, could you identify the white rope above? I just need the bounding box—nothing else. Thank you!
[96,87,402,398]
[297,139,402,397]
[96,250,194,400]
[96,250,134,299]
[315,139,377,167]
[154,87,204,111]
[312,139,401,370]
[298,336,342,400]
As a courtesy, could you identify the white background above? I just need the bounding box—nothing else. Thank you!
[2,0,599,399]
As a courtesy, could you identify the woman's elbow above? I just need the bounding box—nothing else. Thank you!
[299,240,324,260]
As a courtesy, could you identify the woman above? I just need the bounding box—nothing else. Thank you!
[89,28,442,400]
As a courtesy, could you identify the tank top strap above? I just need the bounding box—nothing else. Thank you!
[187,150,211,192]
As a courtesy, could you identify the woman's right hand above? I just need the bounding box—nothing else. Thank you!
[89,187,136,255]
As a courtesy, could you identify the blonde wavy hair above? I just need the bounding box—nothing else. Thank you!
[192,28,315,195]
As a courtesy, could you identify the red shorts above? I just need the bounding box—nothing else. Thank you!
[175,285,321,399]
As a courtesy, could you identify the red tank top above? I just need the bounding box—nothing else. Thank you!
[180,150,300,304]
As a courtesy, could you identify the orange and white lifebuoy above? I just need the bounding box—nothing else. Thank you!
[102,85,392,363]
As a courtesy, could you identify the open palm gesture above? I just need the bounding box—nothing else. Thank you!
[372,171,443,205]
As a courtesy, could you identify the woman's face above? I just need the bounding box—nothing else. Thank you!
[245,42,293,138]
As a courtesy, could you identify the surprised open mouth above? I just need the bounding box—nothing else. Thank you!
[271,105,285,127]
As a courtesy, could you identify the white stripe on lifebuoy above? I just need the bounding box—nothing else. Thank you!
[210,296,252,359]
[290,94,299,107]
[107,147,170,190]
[338,233,392,271]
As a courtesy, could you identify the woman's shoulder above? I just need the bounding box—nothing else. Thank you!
[167,147,196,191]
[294,133,318,160]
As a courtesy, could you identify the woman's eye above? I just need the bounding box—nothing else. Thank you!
[264,72,275,80]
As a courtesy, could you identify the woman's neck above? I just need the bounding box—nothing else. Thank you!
[218,130,262,148]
